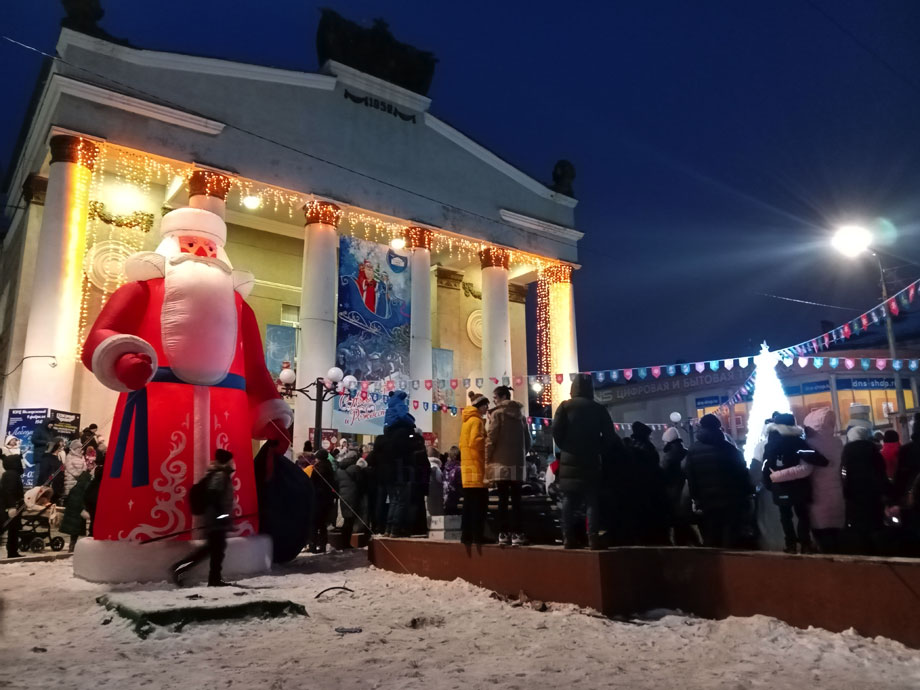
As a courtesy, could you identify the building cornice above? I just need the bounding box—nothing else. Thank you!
[498,209,583,243]
[58,29,337,90]
[424,114,578,209]
[322,60,431,113]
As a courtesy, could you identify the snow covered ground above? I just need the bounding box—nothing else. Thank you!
[2,549,920,689]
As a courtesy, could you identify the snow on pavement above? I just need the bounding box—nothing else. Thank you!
[1,549,919,689]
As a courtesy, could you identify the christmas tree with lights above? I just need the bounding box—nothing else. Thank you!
[742,343,792,466]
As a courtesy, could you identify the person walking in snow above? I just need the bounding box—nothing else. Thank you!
[171,448,236,587]
[551,374,616,550]
[60,467,92,552]
[486,385,531,546]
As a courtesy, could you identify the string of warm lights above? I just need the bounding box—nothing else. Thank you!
[535,269,553,405]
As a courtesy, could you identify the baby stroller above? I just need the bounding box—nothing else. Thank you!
[18,486,64,553]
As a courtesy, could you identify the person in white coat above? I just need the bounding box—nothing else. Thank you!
[63,439,86,497]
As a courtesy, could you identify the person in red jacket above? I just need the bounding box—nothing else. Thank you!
[880,430,901,481]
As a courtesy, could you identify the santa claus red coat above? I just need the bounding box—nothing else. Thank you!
[81,207,291,543]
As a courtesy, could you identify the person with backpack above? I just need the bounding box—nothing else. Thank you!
[171,448,235,587]
[763,413,826,554]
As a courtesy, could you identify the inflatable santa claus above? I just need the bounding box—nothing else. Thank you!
[73,205,292,582]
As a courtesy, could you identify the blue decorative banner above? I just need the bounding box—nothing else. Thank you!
[333,235,411,434]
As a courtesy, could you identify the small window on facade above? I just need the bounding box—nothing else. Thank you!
[281,304,300,328]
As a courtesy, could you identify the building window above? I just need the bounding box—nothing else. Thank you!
[281,304,300,328]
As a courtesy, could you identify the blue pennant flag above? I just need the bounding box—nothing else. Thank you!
[595,371,606,383]
[423,402,429,411]
[463,378,471,388]
[813,357,823,369]
[680,363,691,376]
[637,368,648,380]
[829,358,839,369]
[709,361,719,372]
[893,360,903,371]
[609,370,619,382]
[911,360,919,372]
[861,358,871,371]
[666,365,677,377]
[449,406,457,415]
[370,393,380,403]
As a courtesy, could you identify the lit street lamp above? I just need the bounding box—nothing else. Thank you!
[831,225,907,433]
[279,366,348,449]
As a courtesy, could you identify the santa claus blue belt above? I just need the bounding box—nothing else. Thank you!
[110,367,247,487]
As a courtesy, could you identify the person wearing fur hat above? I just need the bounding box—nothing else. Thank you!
[0,437,25,558]
[63,438,86,497]
[842,426,890,555]
[685,414,752,548]
[763,412,826,554]
[171,448,236,587]
[660,427,699,546]
[486,386,531,546]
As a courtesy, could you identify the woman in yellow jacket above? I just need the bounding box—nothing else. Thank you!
[459,394,491,544]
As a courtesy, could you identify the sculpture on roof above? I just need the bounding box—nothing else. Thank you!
[551,160,576,198]
[60,0,129,44]
[317,8,437,96]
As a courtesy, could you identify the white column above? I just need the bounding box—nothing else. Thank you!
[187,169,230,219]
[408,227,433,431]
[548,267,579,411]
[294,202,340,453]
[480,249,513,392]
[19,135,98,411]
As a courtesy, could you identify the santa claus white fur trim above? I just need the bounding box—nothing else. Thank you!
[232,270,255,299]
[251,398,293,436]
[124,251,166,282]
[91,334,158,392]
[160,207,227,245]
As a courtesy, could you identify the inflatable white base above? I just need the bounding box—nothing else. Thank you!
[73,535,273,584]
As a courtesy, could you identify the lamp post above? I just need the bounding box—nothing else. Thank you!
[279,366,351,450]
[831,225,907,434]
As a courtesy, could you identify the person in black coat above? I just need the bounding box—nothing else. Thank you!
[1,446,25,558]
[171,449,236,586]
[660,427,700,546]
[334,445,366,548]
[37,438,65,503]
[30,419,55,465]
[552,373,616,549]
[685,414,753,548]
[622,421,670,545]
[763,413,826,553]
[842,426,891,555]
[310,449,338,553]
[83,452,104,538]
[892,413,920,546]
[376,392,427,538]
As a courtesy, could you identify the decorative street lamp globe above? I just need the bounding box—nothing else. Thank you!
[278,367,296,386]
[670,411,682,424]
[531,381,544,394]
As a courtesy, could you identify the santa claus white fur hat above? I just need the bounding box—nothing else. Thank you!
[159,207,227,246]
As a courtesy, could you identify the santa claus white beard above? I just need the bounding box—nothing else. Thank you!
[161,255,238,385]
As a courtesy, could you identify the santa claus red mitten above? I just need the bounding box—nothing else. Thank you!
[114,353,154,390]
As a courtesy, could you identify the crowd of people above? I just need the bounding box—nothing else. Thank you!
[0,423,105,558]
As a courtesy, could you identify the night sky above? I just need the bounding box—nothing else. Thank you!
[3,1,920,373]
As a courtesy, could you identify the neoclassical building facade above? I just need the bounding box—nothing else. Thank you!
[0,27,581,451]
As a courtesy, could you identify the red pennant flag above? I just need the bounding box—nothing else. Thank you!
[823,333,830,349]
[861,314,869,330]
[360,381,369,391]
[490,377,499,385]
[424,380,433,390]
[412,400,419,409]
[360,390,368,400]
[910,282,917,302]
[843,323,852,339]
[513,376,524,387]
[651,366,661,379]
[386,380,395,391]
[542,419,550,427]
[555,374,564,384]
[527,417,533,424]
[888,298,899,317]
[450,379,458,389]
[623,369,633,381]
[811,339,819,352]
